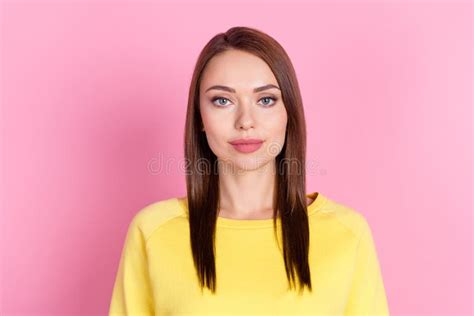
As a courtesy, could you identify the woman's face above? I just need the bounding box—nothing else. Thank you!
[199,49,288,171]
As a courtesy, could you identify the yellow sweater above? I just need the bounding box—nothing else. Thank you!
[109,192,390,315]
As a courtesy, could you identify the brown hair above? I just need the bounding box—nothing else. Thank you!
[184,26,311,294]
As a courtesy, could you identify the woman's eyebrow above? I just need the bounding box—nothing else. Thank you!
[205,84,280,93]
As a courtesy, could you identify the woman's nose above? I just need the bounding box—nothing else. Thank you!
[234,100,255,130]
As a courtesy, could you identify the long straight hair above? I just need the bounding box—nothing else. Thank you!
[184,26,310,294]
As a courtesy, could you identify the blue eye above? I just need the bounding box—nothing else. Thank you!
[258,96,277,107]
[211,97,231,107]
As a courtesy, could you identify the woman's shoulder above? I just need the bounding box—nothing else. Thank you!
[315,193,373,240]
[126,196,186,241]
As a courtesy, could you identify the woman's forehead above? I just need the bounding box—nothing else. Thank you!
[200,51,278,92]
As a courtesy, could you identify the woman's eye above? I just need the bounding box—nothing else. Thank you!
[211,97,231,107]
[258,96,277,107]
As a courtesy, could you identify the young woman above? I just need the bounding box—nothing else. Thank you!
[109,26,390,315]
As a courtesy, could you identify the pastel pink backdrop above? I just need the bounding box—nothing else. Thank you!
[1,1,471,315]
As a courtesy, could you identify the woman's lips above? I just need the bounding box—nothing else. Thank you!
[229,140,264,153]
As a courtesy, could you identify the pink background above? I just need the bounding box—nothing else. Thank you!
[1,1,472,315]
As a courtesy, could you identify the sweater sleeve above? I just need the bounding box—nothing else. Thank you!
[109,215,155,316]
[343,215,390,316]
